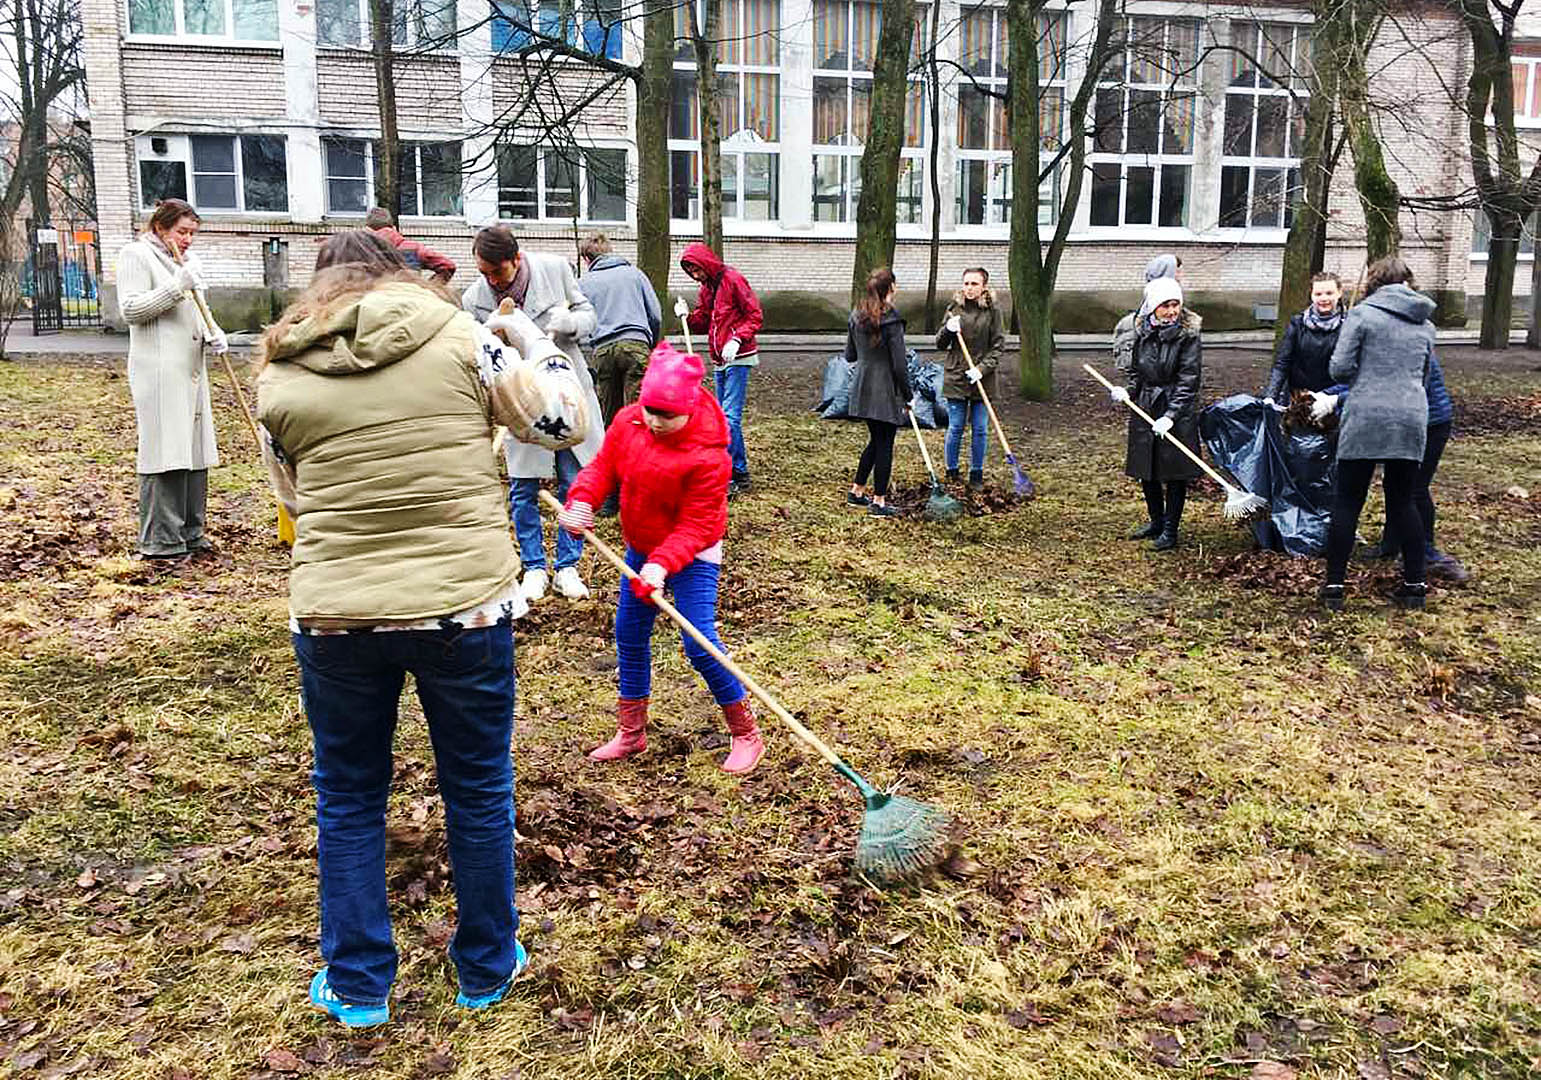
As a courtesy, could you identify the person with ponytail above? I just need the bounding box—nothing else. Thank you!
[843,268,912,517]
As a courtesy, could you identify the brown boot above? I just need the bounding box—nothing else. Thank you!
[589,697,648,762]
[719,698,764,774]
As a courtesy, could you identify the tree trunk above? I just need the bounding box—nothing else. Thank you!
[1481,209,1520,349]
[635,1,675,307]
[850,0,916,303]
[370,0,402,220]
[1274,24,1336,349]
[1528,220,1541,348]
[923,0,942,333]
[689,0,724,252]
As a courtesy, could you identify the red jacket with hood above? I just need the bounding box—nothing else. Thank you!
[680,242,762,364]
[566,394,731,574]
[372,225,457,282]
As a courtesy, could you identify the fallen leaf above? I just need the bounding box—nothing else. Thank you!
[1369,1014,1404,1036]
[1251,1064,1297,1080]
[76,867,97,889]
[1155,1000,1199,1025]
[10,1049,46,1070]
[220,931,257,954]
[1004,1004,1053,1028]
[1356,1061,1392,1080]
[418,1047,457,1075]
[940,850,982,878]
[1145,1029,1181,1067]
[264,1048,307,1073]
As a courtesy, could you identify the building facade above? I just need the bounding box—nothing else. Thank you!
[83,0,1515,332]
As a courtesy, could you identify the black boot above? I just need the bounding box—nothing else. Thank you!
[968,469,983,490]
[945,468,960,483]
[1390,582,1427,610]
[1151,525,1179,551]
[1128,519,1163,540]
[1318,584,1345,611]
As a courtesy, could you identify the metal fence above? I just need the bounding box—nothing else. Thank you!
[29,221,102,333]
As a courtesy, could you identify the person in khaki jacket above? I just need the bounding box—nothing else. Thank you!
[255,230,589,1028]
[116,198,231,561]
[934,267,1005,489]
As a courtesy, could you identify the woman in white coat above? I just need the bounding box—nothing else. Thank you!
[463,226,604,603]
[117,198,231,561]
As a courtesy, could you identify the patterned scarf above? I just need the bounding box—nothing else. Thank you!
[1303,303,1343,333]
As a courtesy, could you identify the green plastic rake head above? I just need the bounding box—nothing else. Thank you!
[836,762,953,884]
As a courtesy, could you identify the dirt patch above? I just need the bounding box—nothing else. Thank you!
[1456,393,1541,436]
[886,481,1027,518]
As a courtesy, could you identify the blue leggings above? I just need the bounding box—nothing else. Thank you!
[616,547,746,705]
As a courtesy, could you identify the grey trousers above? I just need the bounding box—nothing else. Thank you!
[138,469,209,557]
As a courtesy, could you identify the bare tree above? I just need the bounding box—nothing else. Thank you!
[686,0,724,251]
[369,0,403,221]
[850,0,918,302]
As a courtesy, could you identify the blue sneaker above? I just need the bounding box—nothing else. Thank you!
[456,940,528,1010]
[309,968,390,1028]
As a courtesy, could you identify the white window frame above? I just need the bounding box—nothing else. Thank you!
[494,142,630,224]
[668,0,785,229]
[321,137,466,217]
[953,4,1064,233]
[810,0,927,232]
[315,0,457,49]
[1086,15,1201,235]
[1217,21,1308,236]
[1513,47,1541,129]
[124,0,281,44]
[133,133,291,216]
[489,0,623,57]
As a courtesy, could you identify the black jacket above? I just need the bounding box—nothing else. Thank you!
[1265,311,1342,401]
[1124,311,1203,482]
[845,308,912,426]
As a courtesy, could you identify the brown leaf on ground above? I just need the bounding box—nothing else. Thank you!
[1154,1000,1199,1025]
[219,931,257,954]
[263,1048,307,1074]
[1145,1029,1182,1067]
[416,1047,457,1076]
[1251,1064,1297,1080]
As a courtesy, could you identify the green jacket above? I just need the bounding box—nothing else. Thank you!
[935,288,1005,401]
[257,282,519,624]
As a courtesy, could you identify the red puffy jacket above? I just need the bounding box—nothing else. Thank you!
[681,242,762,364]
[566,395,731,574]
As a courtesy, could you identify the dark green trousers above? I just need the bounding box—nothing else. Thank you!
[592,338,650,429]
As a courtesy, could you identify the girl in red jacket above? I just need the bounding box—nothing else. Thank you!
[558,342,764,774]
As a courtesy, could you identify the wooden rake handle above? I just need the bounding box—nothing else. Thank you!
[1082,362,1235,493]
[169,244,262,455]
[538,489,843,770]
[952,330,1016,461]
[906,408,943,483]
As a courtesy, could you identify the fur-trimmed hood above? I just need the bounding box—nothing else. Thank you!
[951,287,997,310]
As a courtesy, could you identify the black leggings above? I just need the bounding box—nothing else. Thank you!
[1141,480,1188,532]
[1377,420,1451,552]
[855,420,897,497]
[1326,458,1426,585]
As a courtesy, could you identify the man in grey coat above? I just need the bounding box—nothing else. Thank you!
[579,233,661,429]
[463,226,603,604]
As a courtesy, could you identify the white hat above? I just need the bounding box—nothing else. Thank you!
[1140,276,1184,317]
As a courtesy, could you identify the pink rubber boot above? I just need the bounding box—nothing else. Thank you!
[720,698,764,775]
[589,698,649,762]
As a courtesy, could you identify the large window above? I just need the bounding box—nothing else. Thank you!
[1219,22,1308,230]
[136,134,289,213]
[491,0,622,58]
[1471,210,1540,255]
[669,0,782,222]
[127,0,278,40]
[1512,46,1541,126]
[497,143,628,221]
[1088,16,1199,229]
[811,0,927,224]
[318,0,455,47]
[954,5,1064,228]
[323,138,464,216]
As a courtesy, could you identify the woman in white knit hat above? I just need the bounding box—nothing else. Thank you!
[1107,276,1203,550]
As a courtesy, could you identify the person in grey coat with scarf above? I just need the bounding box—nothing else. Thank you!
[844,268,911,518]
[1109,276,1202,551]
[1319,256,1435,611]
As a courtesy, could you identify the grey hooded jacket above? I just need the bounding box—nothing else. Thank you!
[582,254,662,348]
[1329,282,1435,462]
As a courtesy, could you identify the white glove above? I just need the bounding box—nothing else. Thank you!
[1151,415,1175,439]
[945,314,962,334]
[1263,396,1285,411]
[720,338,740,363]
[205,326,229,355]
[1109,386,1130,405]
[544,304,576,337]
[1309,392,1339,421]
[673,296,690,319]
[174,264,203,293]
[484,310,524,346]
[966,365,983,384]
[558,500,594,536]
[639,562,666,590]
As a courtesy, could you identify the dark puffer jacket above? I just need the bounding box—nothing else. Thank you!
[1265,309,1343,401]
[1124,310,1203,482]
[935,288,1004,401]
[845,307,912,427]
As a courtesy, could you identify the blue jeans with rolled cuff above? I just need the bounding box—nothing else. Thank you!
[509,448,583,571]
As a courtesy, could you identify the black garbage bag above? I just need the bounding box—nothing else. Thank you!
[814,354,856,419]
[1200,394,1336,557]
[907,350,947,428]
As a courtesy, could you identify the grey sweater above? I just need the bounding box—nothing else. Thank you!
[1329,283,1435,462]
[582,255,661,348]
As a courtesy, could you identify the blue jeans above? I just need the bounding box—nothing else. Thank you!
[294,624,519,1005]
[944,398,989,473]
[615,546,745,705]
[714,365,751,480]
[509,449,583,571]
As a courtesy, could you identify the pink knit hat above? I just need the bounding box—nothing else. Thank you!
[639,342,704,414]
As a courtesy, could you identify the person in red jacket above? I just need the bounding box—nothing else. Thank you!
[680,243,762,497]
[365,208,456,283]
[558,341,764,774]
